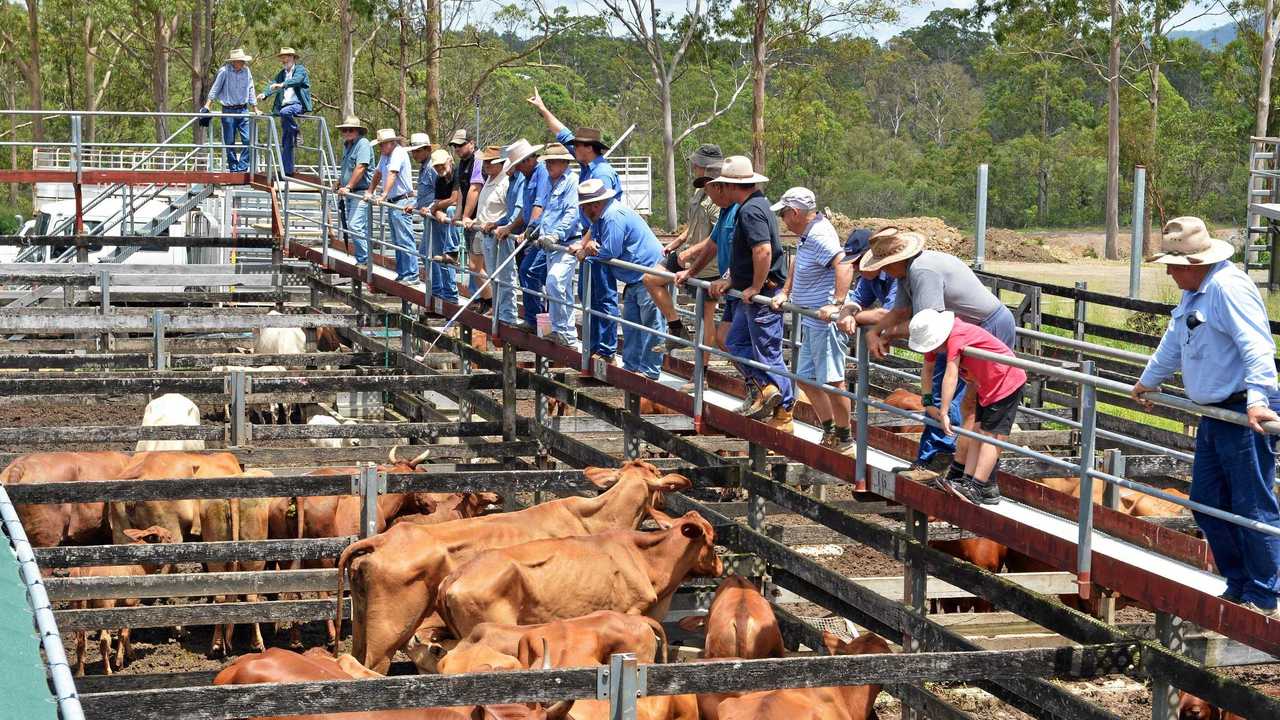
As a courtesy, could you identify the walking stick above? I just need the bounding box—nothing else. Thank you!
[420,229,538,356]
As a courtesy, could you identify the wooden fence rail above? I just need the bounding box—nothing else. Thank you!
[0,372,499,396]
[0,419,501,446]
[35,537,352,568]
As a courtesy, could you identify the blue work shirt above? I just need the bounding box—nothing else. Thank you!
[339,137,374,191]
[501,171,526,227]
[850,271,898,310]
[208,64,256,107]
[375,146,414,200]
[590,199,662,285]
[1139,260,1279,408]
[712,203,739,278]
[556,128,621,230]
[521,162,552,230]
[539,171,581,244]
[415,162,438,210]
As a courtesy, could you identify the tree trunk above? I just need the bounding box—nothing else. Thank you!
[1143,59,1160,255]
[4,82,16,202]
[83,16,97,142]
[660,80,678,232]
[190,0,209,145]
[425,0,442,139]
[397,0,409,137]
[25,0,42,141]
[750,0,768,169]
[151,12,175,139]
[1104,0,1121,261]
[1257,2,1277,140]
[339,0,356,118]
[1037,69,1049,224]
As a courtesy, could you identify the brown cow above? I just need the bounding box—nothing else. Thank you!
[108,451,243,546]
[679,574,784,660]
[339,460,692,673]
[436,509,723,639]
[716,632,891,720]
[1,451,132,547]
[393,492,501,527]
[70,526,175,676]
[928,538,1006,613]
[515,611,668,669]
[567,695,699,720]
[200,469,275,657]
[1177,692,1240,720]
[412,620,542,674]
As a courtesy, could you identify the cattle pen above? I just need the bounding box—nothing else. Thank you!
[0,110,1278,720]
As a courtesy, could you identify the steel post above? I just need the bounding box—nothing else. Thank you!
[502,341,517,441]
[321,192,331,266]
[747,443,767,531]
[228,371,248,447]
[152,310,167,371]
[581,264,594,374]
[975,163,988,271]
[624,392,641,460]
[357,464,381,539]
[691,285,707,433]
[605,653,639,720]
[1151,612,1187,720]
[1073,281,1087,374]
[1075,360,1098,599]
[1130,165,1146,299]
[1098,449,1125,624]
[788,310,801,372]
[98,270,112,352]
[855,327,870,489]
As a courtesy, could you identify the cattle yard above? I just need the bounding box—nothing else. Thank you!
[2,112,1280,720]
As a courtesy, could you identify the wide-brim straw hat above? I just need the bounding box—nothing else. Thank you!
[540,143,574,162]
[335,115,365,131]
[710,155,768,185]
[1148,216,1234,265]
[277,47,299,58]
[577,178,613,206]
[405,132,433,152]
[503,138,544,174]
[479,145,504,164]
[908,309,955,354]
[374,128,403,145]
[226,48,253,64]
[859,226,925,273]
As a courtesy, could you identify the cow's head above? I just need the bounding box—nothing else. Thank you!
[122,526,175,544]
[1177,692,1225,720]
[821,631,891,657]
[385,446,431,473]
[650,509,722,577]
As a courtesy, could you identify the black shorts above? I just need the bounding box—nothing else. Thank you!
[976,385,1023,435]
[662,250,683,274]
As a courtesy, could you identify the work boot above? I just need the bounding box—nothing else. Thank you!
[749,384,783,420]
[766,405,794,434]
[658,320,691,353]
[819,429,836,449]
[736,384,760,414]
[830,436,857,457]
[956,476,1002,505]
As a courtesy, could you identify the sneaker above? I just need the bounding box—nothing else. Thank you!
[766,406,794,434]
[819,429,836,449]
[956,477,1002,505]
[658,320,691,353]
[749,384,783,421]
[1241,602,1280,619]
[516,322,536,334]
[931,475,966,498]
[736,385,760,414]
[830,436,857,457]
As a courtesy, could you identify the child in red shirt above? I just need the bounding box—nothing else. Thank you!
[910,309,1027,504]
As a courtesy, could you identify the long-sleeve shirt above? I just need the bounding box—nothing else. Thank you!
[1139,260,1279,408]
[415,162,438,210]
[500,171,526,227]
[556,128,621,230]
[539,171,580,244]
[589,200,663,285]
[521,162,552,230]
[208,64,256,107]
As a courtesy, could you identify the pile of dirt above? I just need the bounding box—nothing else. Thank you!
[956,228,1066,264]
[823,211,1064,264]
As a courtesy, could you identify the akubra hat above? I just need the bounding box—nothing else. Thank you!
[1147,216,1234,265]
[858,226,925,273]
[335,115,366,131]
[576,178,614,206]
[404,132,433,152]
[503,138,545,174]
[277,47,299,58]
[374,128,403,145]
[540,143,575,162]
[226,48,253,64]
[479,145,504,163]
[572,127,609,152]
[709,155,768,185]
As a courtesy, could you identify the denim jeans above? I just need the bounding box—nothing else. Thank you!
[917,349,967,464]
[545,247,579,344]
[428,217,459,302]
[482,232,519,324]
[585,261,619,359]
[388,199,418,280]
[621,282,665,379]
[279,102,303,175]
[518,246,547,327]
[724,289,793,408]
[343,196,370,264]
[219,107,249,172]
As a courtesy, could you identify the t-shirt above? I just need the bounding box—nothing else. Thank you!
[712,203,738,278]
[685,188,719,247]
[435,170,455,203]
[925,318,1026,406]
[377,146,414,200]
[789,214,843,328]
[475,173,510,225]
[455,152,478,218]
[729,191,787,291]
[339,137,374,191]
[898,250,1003,325]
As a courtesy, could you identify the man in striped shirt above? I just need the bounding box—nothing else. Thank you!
[203,49,258,172]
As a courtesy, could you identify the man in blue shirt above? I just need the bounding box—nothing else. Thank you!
[574,179,665,379]
[257,47,311,177]
[528,87,621,360]
[537,143,581,347]
[1133,217,1280,616]
[402,133,435,287]
[364,129,419,284]
[203,49,258,172]
[334,116,373,267]
[496,139,551,331]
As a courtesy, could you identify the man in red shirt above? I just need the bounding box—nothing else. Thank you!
[910,309,1027,504]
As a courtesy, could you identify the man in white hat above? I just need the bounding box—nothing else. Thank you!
[706,156,793,432]
[257,47,311,176]
[469,146,514,322]
[1131,216,1280,616]
[495,138,551,332]
[335,116,373,266]
[203,49,259,172]
[538,143,582,347]
[363,129,419,283]
[572,179,666,378]
[769,187,853,454]
[403,132,437,285]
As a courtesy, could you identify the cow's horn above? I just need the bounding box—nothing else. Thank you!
[389,445,401,464]
[409,449,431,467]
[540,638,551,670]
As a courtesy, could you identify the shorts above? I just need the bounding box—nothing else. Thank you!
[721,297,739,325]
[796,322,849,385]
[976,385,1023,435]
[464,226,480,255]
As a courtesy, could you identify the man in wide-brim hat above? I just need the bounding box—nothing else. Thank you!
[363,129,420,283]
[203,48,259,172]
[470,145,515,322]
[335,115,373,265]
[495,137,552,332]
[538,142,583,347]
[257,46,311,176]
[1132,216,1280,617]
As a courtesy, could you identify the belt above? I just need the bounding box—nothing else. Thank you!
[1209,391,1247,408]
[222,104,247,111]
[388,193,411,203]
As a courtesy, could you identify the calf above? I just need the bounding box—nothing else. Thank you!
[200,469,275,656]
[516,611,668,669]
[70,526,175,676]
[0,451,132,547]
[436,509,723,639]
[393,493,500,528]
[108,451,243,547]
[716,632,891,720]
[307,414,361,449]
[137,393,205,451]
[413,620,544,674]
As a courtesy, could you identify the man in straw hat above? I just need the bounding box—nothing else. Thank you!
[706,156,793,433]
[203,49,259,172]
[861,226,1015,484]
[402,132,436,283]
[468,146,513,321]
[1131,216,1280,616]
[495,138,551,333]
[335,116,373,266]
[257,47,311,176]
[363,129,419,284]
[572,179,665,378]
[538,143,582,347]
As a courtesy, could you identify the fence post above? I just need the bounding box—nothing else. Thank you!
[227,370,249,448]
[1097,449,1125,624]
[152,310,167,371]
[855,327,870,492]
[1151,612,1186,720]
[458,325,473,422]
[357,463,382,539]
[788,310,801,372]
[691,285,707,434]
[1075,359,1098,600]
[605,652,639,720]
[1130,165,1146,300]
[98,270,113,352]
[502,341,517,442]
[322,195,332,267]
[974,163,988,271]
[901,507,928,720]
[747,443,767,531]
[1073,281,1087,371]
[581,265,594,374]
[624,392,641,460]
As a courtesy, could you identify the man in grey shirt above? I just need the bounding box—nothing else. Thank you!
[860,226,1016,482]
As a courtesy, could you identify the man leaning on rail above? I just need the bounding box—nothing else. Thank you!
[1131,217,1280,618]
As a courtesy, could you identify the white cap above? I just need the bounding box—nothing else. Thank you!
[907,309,956,354]
[771,186,816,213]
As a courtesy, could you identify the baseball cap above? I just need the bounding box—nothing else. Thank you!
[770,186,816,213]
[842,229,873,263]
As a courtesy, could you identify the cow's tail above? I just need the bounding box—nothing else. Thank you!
[642,615,669,664]
[334,534,387,639]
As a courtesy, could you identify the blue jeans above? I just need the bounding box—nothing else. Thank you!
[482,232,519,324]
[389,199,418,280]
[219,107,249,172]
[1192,407,1280,609]
[278,102,303,175]
[621,283,665,379]
[428,217,459,302]
[917,350,966,464]
[545,246,579,344]
[585,261,619,359]
[725,289,793,408]
[518,246,547,327]
[343,196,370,264]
